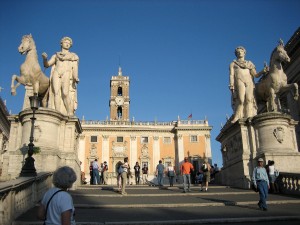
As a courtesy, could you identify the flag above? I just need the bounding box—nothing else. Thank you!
[188,114,192,119]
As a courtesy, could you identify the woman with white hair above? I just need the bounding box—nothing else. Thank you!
[38,166,77,225]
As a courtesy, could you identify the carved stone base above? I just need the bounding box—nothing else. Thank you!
[0,108,82,186]
[216,112,299,189]
[251,112,298,154]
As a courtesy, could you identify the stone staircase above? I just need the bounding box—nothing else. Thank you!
[13,184,300,225]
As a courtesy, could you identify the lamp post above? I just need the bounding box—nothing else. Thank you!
[20,94,39,177]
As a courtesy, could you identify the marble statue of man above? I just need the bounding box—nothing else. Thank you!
[42,37,79,116]
[229,46,267,123]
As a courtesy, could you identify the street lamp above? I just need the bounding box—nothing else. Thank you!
[20,94,39,177]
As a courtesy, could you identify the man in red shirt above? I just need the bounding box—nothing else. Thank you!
[181,157,194,193]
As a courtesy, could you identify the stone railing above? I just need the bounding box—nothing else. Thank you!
[82,120,208,126]
[0,172,52,225]
[82,120,175,126]
[277,172,300,195]
[214,171,300,196]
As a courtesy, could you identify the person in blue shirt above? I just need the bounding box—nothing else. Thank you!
[156,160,165,186]
[252,158,270,211]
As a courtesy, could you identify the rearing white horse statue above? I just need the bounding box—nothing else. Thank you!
[256,39,298,112]
[11,34,49,107]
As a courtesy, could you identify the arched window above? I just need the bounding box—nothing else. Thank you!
[117,106,122,119]
[118,87,123,96]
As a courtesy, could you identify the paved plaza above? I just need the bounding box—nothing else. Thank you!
[14,184,300,225]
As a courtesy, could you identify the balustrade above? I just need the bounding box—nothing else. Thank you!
[0,172,52,225]
[278,172,300,195]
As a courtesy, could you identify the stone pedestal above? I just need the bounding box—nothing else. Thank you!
[0,107,82,186]
[251,112,300,173]
[216,112,300,189]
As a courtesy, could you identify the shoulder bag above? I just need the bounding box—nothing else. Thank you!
[43,189,64,225]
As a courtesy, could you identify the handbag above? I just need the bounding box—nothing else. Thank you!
[43,189,63,225]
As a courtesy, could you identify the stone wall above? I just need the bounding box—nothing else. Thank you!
[0,173,52,225]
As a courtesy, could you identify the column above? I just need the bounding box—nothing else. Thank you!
[102,135,109,163]
[0,133,3,153]
[78,134,86,171]
[177,134,184,164]
[205,134,212,160]
[130,136,137,166]
[153,136,160,172]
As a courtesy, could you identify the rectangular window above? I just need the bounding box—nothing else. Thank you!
[141,136,148,143]
[90,136,97,143]
[190,135,198,142]
[117,136,123,142]
[163,137,171,144]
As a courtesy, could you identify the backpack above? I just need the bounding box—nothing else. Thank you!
[118,165,123,174]
[202,164,208,172]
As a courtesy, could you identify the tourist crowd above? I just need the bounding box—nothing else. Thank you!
[86,157,220,194]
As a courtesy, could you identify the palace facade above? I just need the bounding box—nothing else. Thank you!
[78,68,212,180]
[0,95,9,176]
[284,27,300,150]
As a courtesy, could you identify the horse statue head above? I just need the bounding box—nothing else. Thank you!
[270,39,290,66]
[18,34,36,55]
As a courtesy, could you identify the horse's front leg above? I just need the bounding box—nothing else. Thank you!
[11,75,19,96]
[11,75,26,96]
[267,88,277,112]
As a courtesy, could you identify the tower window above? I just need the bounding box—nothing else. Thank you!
[118,87,123,96]
[117,107,122,119]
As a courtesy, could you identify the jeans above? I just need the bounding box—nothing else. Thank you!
[257,180,268,209]
[183,174,191,191]
[93,169,100,184]
[135,173,140,184]
[157,173,164,186]
[169,176,174,186]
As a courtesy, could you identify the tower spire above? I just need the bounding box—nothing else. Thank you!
[118,66,122,76]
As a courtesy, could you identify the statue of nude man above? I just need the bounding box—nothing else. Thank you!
[42,37,79,116]
[229,46,267,123]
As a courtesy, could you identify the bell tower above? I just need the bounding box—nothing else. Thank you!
[109,67,130,121]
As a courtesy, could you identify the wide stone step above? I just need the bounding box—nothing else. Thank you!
[13,205,300,225]
[13,185,300,225]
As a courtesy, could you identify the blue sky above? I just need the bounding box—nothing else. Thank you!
[0,0,299,167]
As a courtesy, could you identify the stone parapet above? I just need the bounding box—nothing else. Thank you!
[0,172,52,225]
[0,107,82,185]
[216,112,300,189]
[278,172,300,196]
